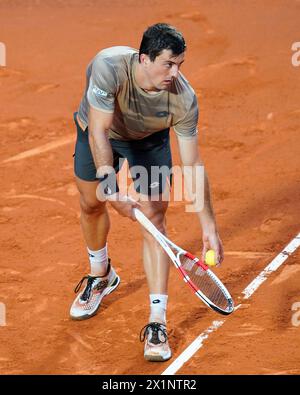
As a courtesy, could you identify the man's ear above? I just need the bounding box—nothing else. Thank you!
[140,54,150,66]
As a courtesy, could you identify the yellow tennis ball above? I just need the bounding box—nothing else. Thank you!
[205,250,216,266]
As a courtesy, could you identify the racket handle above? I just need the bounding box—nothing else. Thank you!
[132,208,147,225]
[133,208,158,235]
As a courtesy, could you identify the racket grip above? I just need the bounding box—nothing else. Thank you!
[132,208,157,235]
[132,208,145,224]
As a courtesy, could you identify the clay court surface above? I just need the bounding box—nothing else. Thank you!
[0,0,300,375]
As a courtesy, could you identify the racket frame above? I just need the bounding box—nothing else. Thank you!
[133,208,234,315]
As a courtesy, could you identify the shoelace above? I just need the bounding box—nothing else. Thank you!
[74,275,101,302]
[139,322,168,345]
[73,260,112,302]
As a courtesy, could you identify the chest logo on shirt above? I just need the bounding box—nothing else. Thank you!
[155,111,169,118]
[92,86,109,98]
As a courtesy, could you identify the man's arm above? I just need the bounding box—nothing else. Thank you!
[88,106,139,218]
[88,106,114,175]
[176,135,224,265]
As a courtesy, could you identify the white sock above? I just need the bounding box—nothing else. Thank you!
[149,294,168,324]
[87,244,108,276]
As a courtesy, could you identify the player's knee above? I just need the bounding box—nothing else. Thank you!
[142,207,167,234]
[80,194,106,216]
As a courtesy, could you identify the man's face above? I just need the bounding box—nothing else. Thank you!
[142,49,185,91]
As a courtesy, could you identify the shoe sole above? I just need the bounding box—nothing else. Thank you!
[144,351,172,362]
[70,275,120,321]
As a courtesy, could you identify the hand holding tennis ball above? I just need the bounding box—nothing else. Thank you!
[205,249,216,266]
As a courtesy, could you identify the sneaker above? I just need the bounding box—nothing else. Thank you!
[140,322,172,362]
[70,259,120,320]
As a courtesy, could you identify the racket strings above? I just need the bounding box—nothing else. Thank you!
[180,255,230,311]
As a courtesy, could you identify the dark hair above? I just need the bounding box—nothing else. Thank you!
[139,23,186,62]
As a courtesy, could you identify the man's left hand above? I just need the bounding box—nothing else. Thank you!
[202,230,224,267]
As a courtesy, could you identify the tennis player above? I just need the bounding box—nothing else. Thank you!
[70,23,223,362]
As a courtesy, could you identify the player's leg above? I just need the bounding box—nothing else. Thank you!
[76,177,110,264]
[70,112,120,320]
[138,198,172,361]
[140,199,170,321]
[113,128,173,361]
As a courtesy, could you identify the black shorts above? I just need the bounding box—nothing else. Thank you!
[73,112,172,195]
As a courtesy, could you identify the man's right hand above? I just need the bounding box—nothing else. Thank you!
[107,193,141,221]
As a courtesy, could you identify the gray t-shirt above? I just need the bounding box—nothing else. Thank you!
[78,46,199,141]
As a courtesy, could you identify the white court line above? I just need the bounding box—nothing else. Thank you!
[242,235,300,299]
[161,232,300,375]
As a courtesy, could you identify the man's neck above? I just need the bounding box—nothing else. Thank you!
[134,62,159,93]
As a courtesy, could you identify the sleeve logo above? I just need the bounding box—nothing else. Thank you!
[92,86,109,98]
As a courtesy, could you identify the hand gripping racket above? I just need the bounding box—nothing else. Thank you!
[133,208,234,315]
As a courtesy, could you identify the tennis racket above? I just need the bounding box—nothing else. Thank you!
[133,208,234,315]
